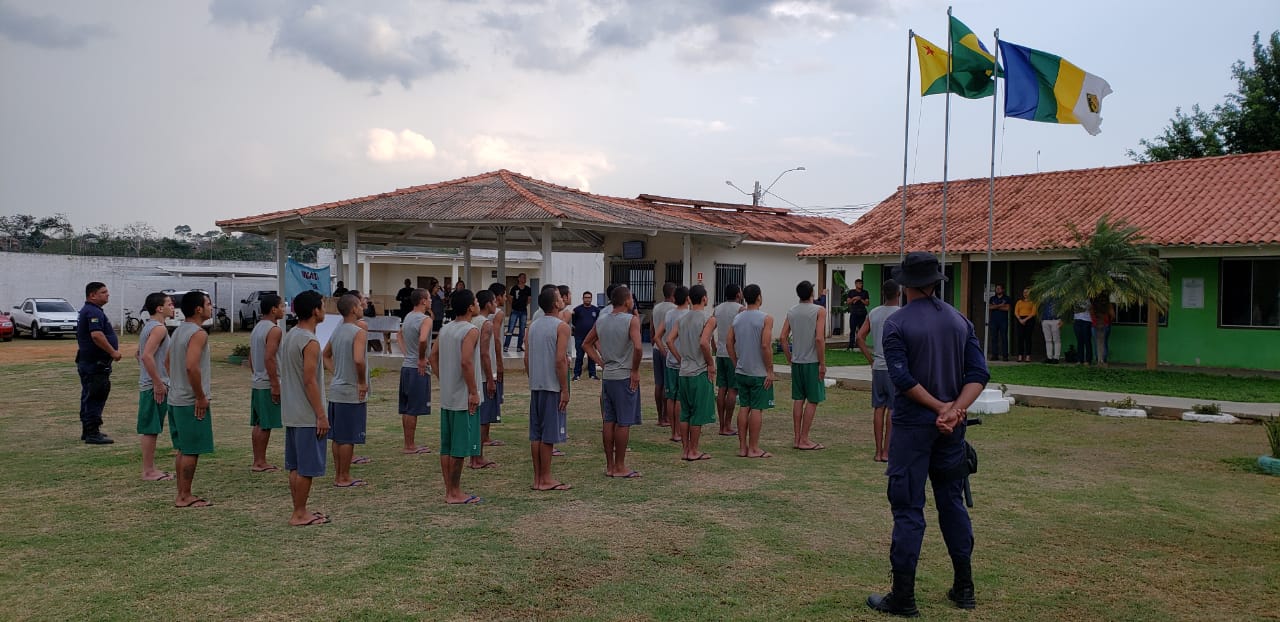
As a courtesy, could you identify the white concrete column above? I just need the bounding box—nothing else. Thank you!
[334,236,344,291]
[682,234,692,285]
[497,229,507,284]
[362,260,371,299]
[347,225,358,292]
[275,229,287,329]
[542,223,553,284]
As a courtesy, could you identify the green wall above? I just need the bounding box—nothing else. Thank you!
[1046,257,1278,370]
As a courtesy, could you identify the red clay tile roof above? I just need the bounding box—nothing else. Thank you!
[801,151,1280,257]
[628,195,845,245]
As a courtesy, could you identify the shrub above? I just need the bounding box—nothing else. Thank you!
[1264,415,1280,459]
[1106,396,1140,409]
[230,343,251,357]
[1191,403,1222,415]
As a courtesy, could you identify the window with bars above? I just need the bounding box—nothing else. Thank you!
[664,262,684,287]
[611,261,656,309]
[714,263,746,305]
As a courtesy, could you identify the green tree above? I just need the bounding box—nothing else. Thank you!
[1130,30,1280,162]
[1030,216,1170,369]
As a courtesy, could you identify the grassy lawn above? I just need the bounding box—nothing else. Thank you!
[2,334,1279,620]
[773,347,870,367]
[988,363,1280,403]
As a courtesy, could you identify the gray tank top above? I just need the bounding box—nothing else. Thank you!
[250,319,276,390]
[596,310,635,380]
[439,320,481,411]
[651,301,674,346]
[787,302,821,364]
[733,309,770,377]
[867,305,901,371]
[328,322,365,404]
[401,311,430,368]
[167,322,209,407]
[470,314,496,379]
[664,308,688,369]
[677,309,711,377]
[281,327,324,427]
[137,319,169,391]
[527,315,564,391]
[712,301,742,357]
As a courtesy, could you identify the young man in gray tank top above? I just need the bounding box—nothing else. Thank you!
[168,290,214,508]
[249,294,285,473]
[323,294,369,488]
[467,290,498,470]
[583,285,644,478]
[429,289,485,504]
[524,287,573,491]
[712,284,744,437]
[727,284,775,459]
[667,284,717,461]
[780,280,828,451]
[136,292,174,482]
[856,279,901,463]
[398,288,433,455]
[484,283,508,449]
[281,291,331,526]
[659,286,690,443]
[649,282,676,427]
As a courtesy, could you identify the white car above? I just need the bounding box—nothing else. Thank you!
[11,297,79,339]
[237,290,278,329]
[165,290,215,331]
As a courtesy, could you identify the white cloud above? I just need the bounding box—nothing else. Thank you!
[778,135,865,157]
[0,1,111,49]
[659,117,732,135]
[465,134,611,191]
[366,128,437,162]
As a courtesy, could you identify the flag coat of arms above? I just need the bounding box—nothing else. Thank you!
[998,40,1113,135]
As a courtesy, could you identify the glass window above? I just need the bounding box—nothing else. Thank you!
[37,301,75,313]
[1220,259,1280,328]
[1114,302,1167,326]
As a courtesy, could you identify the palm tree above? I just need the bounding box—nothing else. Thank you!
[1030,216,1170,369]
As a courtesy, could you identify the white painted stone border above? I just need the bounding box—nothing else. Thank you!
[1098,407,1147,418]
[1181,412,1239,424]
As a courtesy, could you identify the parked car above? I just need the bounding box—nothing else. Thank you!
[165,290,215,331]
[238,290,278,329]
[0,310,13,341]
[11,297,79,339]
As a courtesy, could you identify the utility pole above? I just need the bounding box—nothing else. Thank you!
[752,181,762,207]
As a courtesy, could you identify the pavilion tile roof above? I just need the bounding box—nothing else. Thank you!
[628,195,845,245]
[800,150,1280,258]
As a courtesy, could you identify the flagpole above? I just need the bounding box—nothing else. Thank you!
[983,29,1001,359]
[900,30,913,261]
[940,5,953,301]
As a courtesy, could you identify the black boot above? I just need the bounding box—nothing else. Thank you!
[947,557,976,609]
[867,571,920,617]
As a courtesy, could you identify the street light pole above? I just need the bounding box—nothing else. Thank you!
[727,166,805,208]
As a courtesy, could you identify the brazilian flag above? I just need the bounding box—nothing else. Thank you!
[916,16,1001,99]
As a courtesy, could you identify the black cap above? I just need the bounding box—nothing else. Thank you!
[891,251,947,288]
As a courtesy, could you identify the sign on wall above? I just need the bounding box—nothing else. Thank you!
[1181,277,1204,309]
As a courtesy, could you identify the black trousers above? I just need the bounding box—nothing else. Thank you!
[77,361,112,435]
[1016,320,1037,357]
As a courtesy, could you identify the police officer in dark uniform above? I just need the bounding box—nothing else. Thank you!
[867,252,989,616]
[76,281,123,444]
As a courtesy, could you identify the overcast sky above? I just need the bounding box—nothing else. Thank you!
[1,0,1275,236]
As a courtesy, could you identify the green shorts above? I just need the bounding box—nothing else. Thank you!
[678,372,717,426]
[137,389,168,435]
[440,408,481,458]
[663,366,681,401]
[790,362,827,404]
[169,404,215,455]
[735,374,775,411]
[250,388,282,429]
[715,357,737,389]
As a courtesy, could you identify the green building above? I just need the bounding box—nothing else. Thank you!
[802,151,1280,371]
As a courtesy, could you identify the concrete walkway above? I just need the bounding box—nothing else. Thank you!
[801,365,1280,422]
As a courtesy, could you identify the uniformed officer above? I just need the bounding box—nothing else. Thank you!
[76,281,123,444]
[867,252,990,617]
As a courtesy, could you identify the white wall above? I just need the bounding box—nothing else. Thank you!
[0,251,277,329]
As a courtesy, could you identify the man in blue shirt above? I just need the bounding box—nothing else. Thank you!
[867,252,989,617]
[571,291,600,380]
[76,281,123,445]
[987,284,1011,362]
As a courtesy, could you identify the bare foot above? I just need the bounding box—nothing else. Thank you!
[446,494,482,504]
[143,471,174,481]
[533,482,573,491]
[469,460,498,469]
[250,464,280,473]
[401,446,433,454]
[747,450,773,458]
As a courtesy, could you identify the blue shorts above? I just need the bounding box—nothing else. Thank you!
[398,367,431,416]
[601,379,642,427]
[284,426,327,478]
[528,390,568,444]
[327,402,367,445]
[652,349,666,387]
[479,380,503,424]
[871,369,897,409]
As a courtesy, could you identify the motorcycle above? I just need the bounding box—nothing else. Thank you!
[123,308,143,335]
[215,307,231,332]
